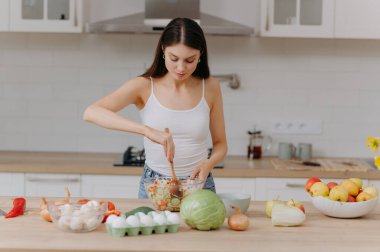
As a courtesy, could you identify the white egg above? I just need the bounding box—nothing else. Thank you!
[84,217,99,230]
[70,216,84,230]
[86,200,100,210]
[106,214,118,225]
[125,215,140,227]
[112,216,128,228]
[153,214,166,225]
[148,211,159,218]
[60,204,73,216]
[80,204,92,214]
[163,210,172,217]
[58,216,71,230]
[166,213,180,224]
[140,215,154,227]
[135,212,146,220]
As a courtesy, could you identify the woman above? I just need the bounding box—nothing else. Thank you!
[83,18,227,198]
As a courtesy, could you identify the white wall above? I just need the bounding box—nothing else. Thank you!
[1,32,380,159]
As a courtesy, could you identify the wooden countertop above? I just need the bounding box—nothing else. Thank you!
[0,151,379,179]
[0,197,379,252]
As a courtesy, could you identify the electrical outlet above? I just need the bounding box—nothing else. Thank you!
[272,119,322,135]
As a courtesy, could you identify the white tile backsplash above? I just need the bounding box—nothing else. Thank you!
[0,33,379,159]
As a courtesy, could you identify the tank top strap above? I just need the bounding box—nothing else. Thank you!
[149,77,154,95]
[202,78,205,98]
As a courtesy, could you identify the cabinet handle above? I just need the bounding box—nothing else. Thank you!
[265,0,270,31]
[74,0,78,27]
[26,177,80,183]
[285,183,304,188]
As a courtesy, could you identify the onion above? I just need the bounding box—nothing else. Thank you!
[227,206,250,231]
[54,187,71,206]
[40,198,52,222]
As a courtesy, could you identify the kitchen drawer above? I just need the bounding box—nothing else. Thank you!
[81,175,140,199]
[214,178,255,199]
[254,178,367,202]
[0,172,24,196]
[25,173,81,197]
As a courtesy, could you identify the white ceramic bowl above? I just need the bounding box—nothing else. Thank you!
[217,193,251,217]
[311,196,378,218]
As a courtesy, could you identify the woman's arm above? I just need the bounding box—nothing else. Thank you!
[191,78,228,181]
[82,77,175,161]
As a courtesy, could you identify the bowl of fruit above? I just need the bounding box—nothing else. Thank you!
[306,177,379,218]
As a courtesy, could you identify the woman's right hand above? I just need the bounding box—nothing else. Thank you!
[144,126,175,162]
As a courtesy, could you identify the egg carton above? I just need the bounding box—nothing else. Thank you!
[106,223,180,237]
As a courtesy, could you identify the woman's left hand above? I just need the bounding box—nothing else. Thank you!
[190,160,213,182]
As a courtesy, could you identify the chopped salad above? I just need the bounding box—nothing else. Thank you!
[145,177,203,211]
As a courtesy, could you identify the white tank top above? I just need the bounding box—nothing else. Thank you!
[139,77,210,177]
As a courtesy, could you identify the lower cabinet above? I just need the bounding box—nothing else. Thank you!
[0,172,25,196]
[25,173,81,197]
[81,175,141,199]
[255,178,369,202]
[214,178,256,199]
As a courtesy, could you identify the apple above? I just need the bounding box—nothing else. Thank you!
[327,182,338,190]
[305,177,321,192]
[328,185,348,202]
[356,192,374,202]
[309,182,329,197]
[349,178,363,189]
[347,195,356,202]
[287,199,305,213]
[340,180,359,197]
[363,186,379,197]
[265,200,284,218]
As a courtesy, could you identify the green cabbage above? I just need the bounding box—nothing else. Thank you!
[180,189,226,231]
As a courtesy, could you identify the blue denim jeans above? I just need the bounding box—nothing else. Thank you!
[138,164,216,199]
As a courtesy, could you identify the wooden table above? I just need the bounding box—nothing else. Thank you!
[0,197,379,252]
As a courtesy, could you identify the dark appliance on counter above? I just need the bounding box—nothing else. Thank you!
[114,146,224,168]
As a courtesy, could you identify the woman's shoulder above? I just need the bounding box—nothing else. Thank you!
[124,76,151,89]
[204,76,221,92]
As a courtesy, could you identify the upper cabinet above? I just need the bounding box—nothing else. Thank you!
[8,0,82,32]
[0,0,9,31]
[335,0,380,39]
[260,0,334,38]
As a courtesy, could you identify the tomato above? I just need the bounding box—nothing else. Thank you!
[100,201,116,211]
[102,210,121,223]
[77,199,90,204]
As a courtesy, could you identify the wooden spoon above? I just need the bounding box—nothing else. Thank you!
[164,128,183,199]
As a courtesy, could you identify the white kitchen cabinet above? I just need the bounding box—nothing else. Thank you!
[335,0,380,39]
[254,178,368,202]
[81,175,141,199]
[0,173,25,196]
[25,173,81,197]
[9,0,82,32]
[0,0,9,31]
[214,178,255,199]
[260,0,334,38]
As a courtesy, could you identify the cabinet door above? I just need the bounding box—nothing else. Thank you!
[260,0,334,38]
[25,173,81,197]
[214,178,255,199]
[335,0,380,39]
[81,175,141,199]
[0,173,24,196]
[0,0,9,31]
[9,0,82,32]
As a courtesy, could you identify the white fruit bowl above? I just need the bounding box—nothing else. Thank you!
[311,196,378,218]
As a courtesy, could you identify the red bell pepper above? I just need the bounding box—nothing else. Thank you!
[5,197,26,218]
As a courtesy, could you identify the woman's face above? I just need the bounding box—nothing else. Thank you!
[163,43,201,81]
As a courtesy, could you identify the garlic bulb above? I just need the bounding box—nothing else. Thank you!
[271,204,305,227]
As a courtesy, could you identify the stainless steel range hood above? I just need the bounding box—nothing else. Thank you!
[86,0,254,36]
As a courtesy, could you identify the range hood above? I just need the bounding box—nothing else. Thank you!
[86,0,254,36]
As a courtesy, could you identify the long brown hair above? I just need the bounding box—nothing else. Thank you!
[141,17,210,78]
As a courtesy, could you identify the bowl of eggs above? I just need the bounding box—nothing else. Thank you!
[144,176,204,211]
[105,210,181,237]
[48,201,106,232]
